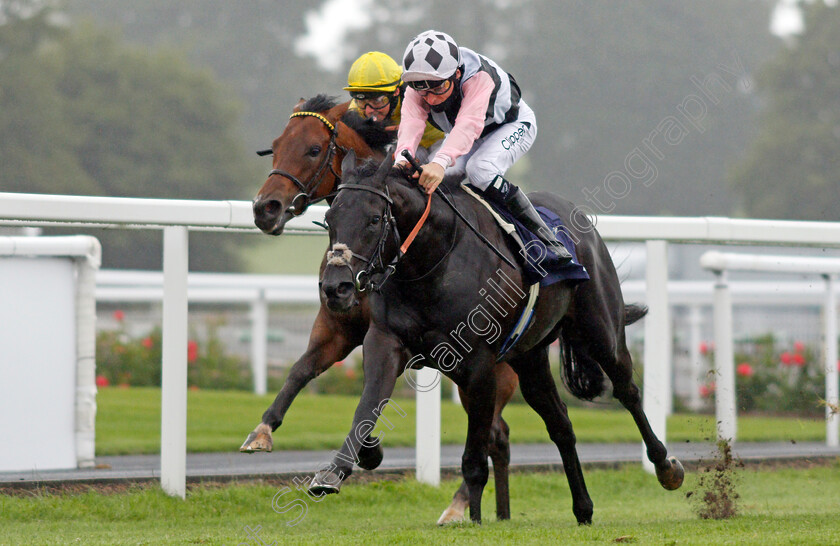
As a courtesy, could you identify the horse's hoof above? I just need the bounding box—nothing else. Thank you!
[309,469,344,496]
[436,504,467,525]
[357,444,384,470]
[656,456,685,490]
[239,424,273,453]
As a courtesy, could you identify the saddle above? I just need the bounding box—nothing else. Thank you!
[460,184,590,288]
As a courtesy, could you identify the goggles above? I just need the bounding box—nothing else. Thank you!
[407,78,452,96]
[350,92,391,110]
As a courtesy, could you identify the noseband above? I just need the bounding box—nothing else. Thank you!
[268,111,343,215]
[328,183,402,292]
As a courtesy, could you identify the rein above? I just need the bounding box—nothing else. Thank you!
[400,192,432,254]
[266,111,344,215]
[398,150,516,269]
[332,180,467,292]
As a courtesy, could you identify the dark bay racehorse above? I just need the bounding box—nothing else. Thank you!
[316,153,684,524]
[245,94,519,523]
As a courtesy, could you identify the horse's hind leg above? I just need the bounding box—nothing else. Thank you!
[509,348,593,525]
[436,414,510,524]
[489,362,516,521]
[437,363,516,525]
[437,481,470,525]
[610,345,683,489]
[568,325,684,490]
[489,414,511,520]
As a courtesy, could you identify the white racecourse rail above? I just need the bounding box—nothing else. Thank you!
[3,192,840,496]
[699,251,840,447]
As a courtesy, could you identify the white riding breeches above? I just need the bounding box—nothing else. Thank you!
[448,100,537,190]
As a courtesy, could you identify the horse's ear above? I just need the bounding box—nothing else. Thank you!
[373,149,395,184]
[293,98,306,112]
[341,150,357,176]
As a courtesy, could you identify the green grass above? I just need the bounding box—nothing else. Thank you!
[96,387,828,456]
[3,464,840,544]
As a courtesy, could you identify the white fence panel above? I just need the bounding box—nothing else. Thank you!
[4,192,840,495]
[0,236,100,472]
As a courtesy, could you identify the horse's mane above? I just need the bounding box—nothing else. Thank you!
[299,94,394,154]
[340,110,395,153]
[346,158,384,181]
[300,94,340,112]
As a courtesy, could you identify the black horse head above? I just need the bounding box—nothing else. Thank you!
[320,151,403,312]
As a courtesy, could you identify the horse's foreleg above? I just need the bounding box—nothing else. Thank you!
[310,325,403,495]
[240,306,364,453]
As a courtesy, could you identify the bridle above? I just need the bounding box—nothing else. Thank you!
[266,111,344,215]
[329,178,465,293]
[329,183,402,293]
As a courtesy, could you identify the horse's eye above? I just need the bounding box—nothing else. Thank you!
[369,215,381,226]
[307,146,322,157]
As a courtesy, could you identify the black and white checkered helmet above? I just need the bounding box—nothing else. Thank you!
[401,30,461,82]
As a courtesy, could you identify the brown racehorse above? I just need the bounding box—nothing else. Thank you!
[243,94,517,523]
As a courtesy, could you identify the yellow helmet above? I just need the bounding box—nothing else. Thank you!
[344,51,403,93]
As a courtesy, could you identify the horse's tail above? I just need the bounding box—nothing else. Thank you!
[559,303,648,401]
[559,333,605,401]
[625,303,648,325]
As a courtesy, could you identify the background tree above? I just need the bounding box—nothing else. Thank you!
[64,0,782,218]
[0,6,261,269]
[63,0,342,154]
[0,4,95,195]
[729,1,840,221]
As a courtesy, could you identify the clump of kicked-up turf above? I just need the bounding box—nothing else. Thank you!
[686,438,744,519]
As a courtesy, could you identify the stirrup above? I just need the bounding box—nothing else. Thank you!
[497,178,574,265]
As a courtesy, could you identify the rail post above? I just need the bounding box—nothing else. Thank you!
[251,290,268,396]
[642,240,671,473]
[160,226,189,498]
[824,274,839,447]
[415,367,441,486]
[712,269,737,442]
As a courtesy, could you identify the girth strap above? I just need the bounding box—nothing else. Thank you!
[497,283,540,359]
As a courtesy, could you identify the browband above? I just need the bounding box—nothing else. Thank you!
[290,111,335,132]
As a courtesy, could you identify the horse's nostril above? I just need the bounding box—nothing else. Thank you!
[264,200,280,216]
[336,282,355,297]
[323,281,354,301]
[253,199,280,218]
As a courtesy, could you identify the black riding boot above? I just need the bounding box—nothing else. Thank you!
[483,175,573,264]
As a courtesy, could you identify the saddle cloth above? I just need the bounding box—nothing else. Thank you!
[461,184,590,287]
